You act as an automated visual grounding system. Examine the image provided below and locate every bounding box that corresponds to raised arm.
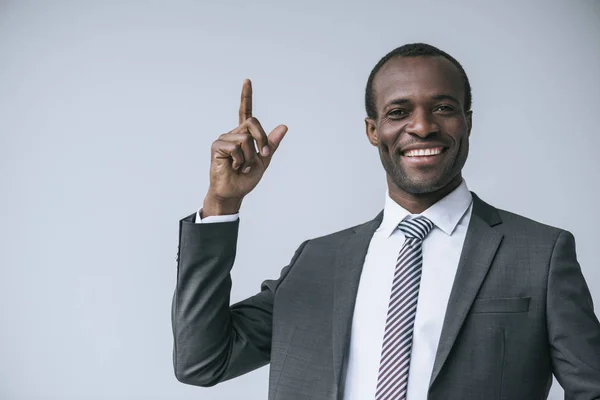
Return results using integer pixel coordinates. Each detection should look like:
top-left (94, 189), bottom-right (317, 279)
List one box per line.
top-left (172, 80), bottom-right (290, 386)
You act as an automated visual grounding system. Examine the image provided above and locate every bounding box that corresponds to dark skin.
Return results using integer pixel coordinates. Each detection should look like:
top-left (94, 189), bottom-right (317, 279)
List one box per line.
top-left (203, 56), bottom-right (472, 217)
top-left (203, 80), bottom-right (288, 217)
top-left (366, 56), bottom-right (473, 214)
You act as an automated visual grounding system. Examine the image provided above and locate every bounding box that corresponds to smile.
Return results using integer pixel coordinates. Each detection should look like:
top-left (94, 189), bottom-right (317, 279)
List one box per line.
top-left (402, 147), bottom-right (446, 157)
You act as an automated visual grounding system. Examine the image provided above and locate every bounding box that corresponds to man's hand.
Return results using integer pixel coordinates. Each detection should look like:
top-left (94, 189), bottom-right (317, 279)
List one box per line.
top-left (203, 79), bottom-right (288, 217)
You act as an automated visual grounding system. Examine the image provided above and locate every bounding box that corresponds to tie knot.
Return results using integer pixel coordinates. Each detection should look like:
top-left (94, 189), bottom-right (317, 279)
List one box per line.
top-left (398, 216), bottom-right (434, 240)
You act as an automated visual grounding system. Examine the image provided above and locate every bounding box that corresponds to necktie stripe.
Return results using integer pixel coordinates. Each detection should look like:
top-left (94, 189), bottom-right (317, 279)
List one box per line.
top-left (392, 259), bottom-right (422, 288)
top-left (380, 348), bottom-right (412, 386)
top-left (393, 253), bottom-right (423, 285)
top-left (400, 225), bottom-right (422, 238)
top-left (378, 365), bottom-right (408, 399)
top-left (378, 343), bottom-right (412, 397)
top-left (377, 350), bottom-right (412, 397)
top-left (382, 316), bottom-right (415, 351)
top-left (391, 266), bottom-right (421, 297)
top-left (378, 349), bottom-right (412, 392)
top-left (381, 314), bottom-right (417, 358)
top-left (394, 250), bottom-right (422, 277)
top-left (382, 312), bottom-right (416, 351)
top-left (386, 284), bottom-right (421, 326)
top-left (388, 272), bottom-right (421, 310)
top-left (395, 245), bottom-right (423, 271)
top-left (408, 218), bottom-right (430, 234)
top-left (376, 354), bottom-right (410, 399)
top-left (388, 280), bottom-right (420, 314)
top-left (384, 279), bottom-right (421, 335)
top-left (400, 223), bottom-right (426, 238)
top-left (385, 379), bottom-right (409, 400)
top-left (381, 318), bottom-right (414, 362)
top-left (375, 216), bottom-right (434, 400)
top-left (382, 324), bottom-right (415, 360)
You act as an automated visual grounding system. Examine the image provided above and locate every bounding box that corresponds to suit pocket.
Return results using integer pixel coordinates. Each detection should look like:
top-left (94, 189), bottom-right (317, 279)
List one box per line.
top-left (471, 296), bottom-right (530, 313)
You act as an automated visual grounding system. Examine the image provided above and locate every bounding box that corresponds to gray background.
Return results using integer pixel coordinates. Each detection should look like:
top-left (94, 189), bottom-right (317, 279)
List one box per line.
top-left (1, 0), bottom-right (599, 399)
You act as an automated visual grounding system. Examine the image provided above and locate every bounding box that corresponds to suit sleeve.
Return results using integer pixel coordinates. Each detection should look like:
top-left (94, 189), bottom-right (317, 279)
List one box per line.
top-left (547, 230), bottom-right (600, 399)
top-left (171, 213), bottom-right (308, 386)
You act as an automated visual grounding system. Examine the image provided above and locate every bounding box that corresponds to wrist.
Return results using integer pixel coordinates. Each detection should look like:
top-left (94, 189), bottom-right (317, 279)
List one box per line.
top-left (202, 191), bottom-right (243, 218)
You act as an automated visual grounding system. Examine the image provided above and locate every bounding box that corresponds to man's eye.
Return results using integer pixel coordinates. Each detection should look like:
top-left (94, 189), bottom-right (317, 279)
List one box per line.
top-left (434, 105), bottom-right (454, 112)
top-left (388, 109), bottom-right (407, 118)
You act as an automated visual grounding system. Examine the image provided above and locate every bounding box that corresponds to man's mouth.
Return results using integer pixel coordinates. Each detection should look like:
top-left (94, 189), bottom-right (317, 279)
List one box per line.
top-left (401, 147), bottom-right (446, 157)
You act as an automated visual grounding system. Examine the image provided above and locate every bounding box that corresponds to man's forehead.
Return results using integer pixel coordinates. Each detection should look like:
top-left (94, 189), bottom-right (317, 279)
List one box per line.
top-left (373, 56), bottom-right (465, 104)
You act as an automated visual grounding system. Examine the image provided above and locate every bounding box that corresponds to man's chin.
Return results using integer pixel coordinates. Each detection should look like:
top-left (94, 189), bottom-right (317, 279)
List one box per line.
top-left (393, 175), bottom-right (451, 195)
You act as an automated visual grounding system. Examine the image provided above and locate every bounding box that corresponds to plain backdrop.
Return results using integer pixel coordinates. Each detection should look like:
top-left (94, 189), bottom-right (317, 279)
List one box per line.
top-left (1, 0), bottom-right (599, 399)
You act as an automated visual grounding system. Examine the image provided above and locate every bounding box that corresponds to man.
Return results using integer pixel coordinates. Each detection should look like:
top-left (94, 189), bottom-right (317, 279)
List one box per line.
top-left (171, 43), bottom-right (600, 399)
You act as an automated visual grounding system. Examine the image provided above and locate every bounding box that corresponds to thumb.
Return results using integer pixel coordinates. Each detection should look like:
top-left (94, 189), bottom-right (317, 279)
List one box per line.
top-left (267, 124), bottom-right (288, 153)
top-left (262, 124), bottom-right (288, 168)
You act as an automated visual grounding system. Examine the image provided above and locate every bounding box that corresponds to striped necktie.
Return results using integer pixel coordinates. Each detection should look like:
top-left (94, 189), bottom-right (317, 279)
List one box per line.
top-left (375, 216), bottom-right (435, 400)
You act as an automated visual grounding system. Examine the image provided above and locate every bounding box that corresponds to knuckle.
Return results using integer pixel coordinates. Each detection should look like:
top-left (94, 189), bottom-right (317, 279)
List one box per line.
top-left (246, 116), bottom-right (259, 126)
top-left (242, 133), bottom-right (254, 144)
top-left (233, 142), bottom-right (244, 152)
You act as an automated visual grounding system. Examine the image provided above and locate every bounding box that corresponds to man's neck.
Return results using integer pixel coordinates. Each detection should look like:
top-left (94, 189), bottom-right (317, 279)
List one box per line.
top-left (387, 175), bottom-right (463, 214)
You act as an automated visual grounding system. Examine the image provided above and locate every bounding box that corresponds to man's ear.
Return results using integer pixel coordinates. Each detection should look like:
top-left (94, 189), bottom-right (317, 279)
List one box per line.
top-left (466, 111), bottom-right (473, 137)
top-left (365, 118), bottom-right (378, 146)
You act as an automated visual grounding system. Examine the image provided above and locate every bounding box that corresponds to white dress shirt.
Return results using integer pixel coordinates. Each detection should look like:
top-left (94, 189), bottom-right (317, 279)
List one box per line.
top-left (343, 180), bottom-right (472, 400)
top-left (195, 180), bottom-right (473, 400)
top-left (195, 209), bottom-right (239, 224)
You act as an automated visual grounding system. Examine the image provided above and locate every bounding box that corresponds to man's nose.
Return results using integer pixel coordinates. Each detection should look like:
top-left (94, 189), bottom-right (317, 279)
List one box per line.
top-left (405, 109), bottom-right (440, 138)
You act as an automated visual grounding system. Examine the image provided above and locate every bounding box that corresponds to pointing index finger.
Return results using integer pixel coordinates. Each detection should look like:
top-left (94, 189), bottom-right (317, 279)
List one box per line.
top-left (238, 79), bottom-right (252, 125)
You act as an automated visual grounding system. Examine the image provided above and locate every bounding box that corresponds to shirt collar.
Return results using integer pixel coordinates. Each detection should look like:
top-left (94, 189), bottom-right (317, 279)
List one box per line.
top-left (379, 179), bottom-right (473, 238)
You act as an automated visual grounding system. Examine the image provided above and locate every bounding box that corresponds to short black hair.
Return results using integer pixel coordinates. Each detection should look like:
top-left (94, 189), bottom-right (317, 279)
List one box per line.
top-left (365, 43), bottom-right (472, 119)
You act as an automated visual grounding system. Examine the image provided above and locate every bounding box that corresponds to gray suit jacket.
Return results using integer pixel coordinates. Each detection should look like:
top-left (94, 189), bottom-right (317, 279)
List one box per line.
top-left (171, 193), bottom-right (600, 399)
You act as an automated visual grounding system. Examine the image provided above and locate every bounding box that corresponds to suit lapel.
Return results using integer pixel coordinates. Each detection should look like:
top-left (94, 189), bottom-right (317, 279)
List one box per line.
top-left (428, 193), bottom-right (504, 389)
top-left (332, 211), bottom-right (384, 391)
top-left (329, 194), bottom-right (504, 393)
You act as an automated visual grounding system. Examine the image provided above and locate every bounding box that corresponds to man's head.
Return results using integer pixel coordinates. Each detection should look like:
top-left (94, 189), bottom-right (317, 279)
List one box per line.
top-left (365, 43), bottom-right (473, 196)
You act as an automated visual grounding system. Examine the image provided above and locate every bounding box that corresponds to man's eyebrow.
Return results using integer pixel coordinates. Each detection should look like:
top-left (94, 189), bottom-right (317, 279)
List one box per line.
top-left (432, 94), bottom-right (461, 104)
top-left (385, 98), bottom-right (411, 107)
top-left (385, 95), bottom-right (461, 108)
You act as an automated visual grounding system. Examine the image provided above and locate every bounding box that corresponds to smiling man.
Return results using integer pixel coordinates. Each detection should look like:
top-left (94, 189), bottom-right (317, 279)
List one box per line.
top-left (171, 43), bottom-right (600, 400)
top-left (365, 52), bottom-right (471, 213)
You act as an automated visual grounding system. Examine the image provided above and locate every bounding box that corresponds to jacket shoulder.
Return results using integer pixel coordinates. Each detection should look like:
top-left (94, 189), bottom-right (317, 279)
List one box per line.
top-left (305, 211), bottom-right (384, 245)
top-left (473, 192), bottom-right (567, 242)
top-left (496, 208), bottom-right (562, 233)
top-left (485, 202), bottom-right (566, 241)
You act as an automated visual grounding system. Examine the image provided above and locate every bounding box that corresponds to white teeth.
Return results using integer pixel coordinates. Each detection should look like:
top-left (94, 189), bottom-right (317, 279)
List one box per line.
top-left (404, 147), bottom-right (443, 157)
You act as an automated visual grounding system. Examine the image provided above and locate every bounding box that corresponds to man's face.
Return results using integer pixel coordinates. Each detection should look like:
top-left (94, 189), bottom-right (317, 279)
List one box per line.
top-left (366, 56), bottom-right (472, 195)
